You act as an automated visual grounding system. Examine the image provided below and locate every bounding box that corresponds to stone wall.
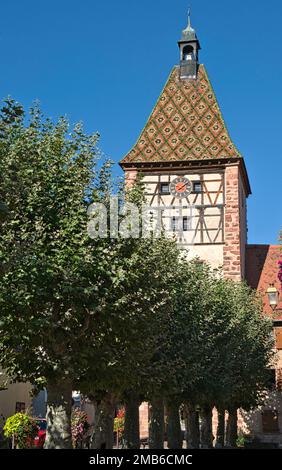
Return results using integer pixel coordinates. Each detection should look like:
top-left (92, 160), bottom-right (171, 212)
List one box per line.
top-left (223, 164), bottom-right (243, 280)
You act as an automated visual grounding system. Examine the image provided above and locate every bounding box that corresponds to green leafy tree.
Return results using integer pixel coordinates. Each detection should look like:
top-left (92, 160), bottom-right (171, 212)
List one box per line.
top-left (138, 260), bottom-right (274, 449)
top-left (78, 176), bottom-right (181, 449)
top-left (212, 280), bottom-right (274, 447)
top-left (140, 258), bottom-right (211, 448)
top-left (179, 273), bottom-right (274, 448)
top-left (0, 99), bottom-right (125, 448)
top-left (0, 101), bottom-right (182, 449)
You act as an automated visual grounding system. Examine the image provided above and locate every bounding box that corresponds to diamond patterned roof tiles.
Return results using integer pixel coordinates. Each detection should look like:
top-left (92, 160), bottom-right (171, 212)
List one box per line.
top-left (120, 65), bottom-right (242, 165)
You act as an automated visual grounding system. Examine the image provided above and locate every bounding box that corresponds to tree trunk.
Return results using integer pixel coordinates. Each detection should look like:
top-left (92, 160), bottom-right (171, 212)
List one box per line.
top-left (184, 402), bottom-right (200, 449)
top-left (215, 406), bottom-right (225, 448)
top-left (124, 392), bottom-right (140, 449)
top-left (44, 380), bottom-right (73, 449)
top-left (200, 405), bottom-right (213, 449)
top-left (90, 393), bottom-right (116, 449)
top-left (226, 407), bottom-right (238, 448)
top-left (149, 397), bottom-right (164, 449)
top-left (167, 401), bottom-right (182, 449)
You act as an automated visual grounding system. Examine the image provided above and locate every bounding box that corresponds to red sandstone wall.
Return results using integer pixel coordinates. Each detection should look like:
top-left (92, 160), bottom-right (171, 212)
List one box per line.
top-left (238, 173), bottom-right (247, 279)
top-left (223, 164), bottom-right (243, 280)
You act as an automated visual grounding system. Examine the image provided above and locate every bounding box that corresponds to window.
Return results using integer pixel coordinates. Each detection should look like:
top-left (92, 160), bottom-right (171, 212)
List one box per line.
top-left (262, 410), bottom-right (279, 433)
top-left (193, 181), bottom-right (202, 193)
top-left (183, 216), bottom-right (191, 231)
top-left (171, 217), bottom-right (178, 232)
top-left (15, 402), bottom-right (25, 413)
top-left (160, 183), bottom-right (170, 195)
top-left (171, 216), bottom-right (191, 232)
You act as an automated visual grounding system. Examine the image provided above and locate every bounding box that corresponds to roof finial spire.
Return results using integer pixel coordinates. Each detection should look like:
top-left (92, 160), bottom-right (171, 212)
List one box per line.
top-left (182, 6), bottom-right (196, 38)
top-left (187, 7), bottom-right (191, 31)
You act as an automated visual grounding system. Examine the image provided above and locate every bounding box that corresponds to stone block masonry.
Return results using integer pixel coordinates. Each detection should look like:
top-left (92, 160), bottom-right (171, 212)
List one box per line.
top-left (223, 164), bottom-right (244, 280)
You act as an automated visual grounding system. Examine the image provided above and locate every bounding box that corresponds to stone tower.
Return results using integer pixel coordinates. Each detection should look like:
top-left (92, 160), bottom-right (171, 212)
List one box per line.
top-left (120, 13), bottom-right (251, 280)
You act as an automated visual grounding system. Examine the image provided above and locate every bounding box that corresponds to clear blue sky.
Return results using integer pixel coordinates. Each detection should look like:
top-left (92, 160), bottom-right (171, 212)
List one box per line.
top-left (1, 0), bottom-right (281, 244)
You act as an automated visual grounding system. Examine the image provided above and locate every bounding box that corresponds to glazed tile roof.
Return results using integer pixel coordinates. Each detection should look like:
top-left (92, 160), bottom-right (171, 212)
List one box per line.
top-left (245, 245), bottom-right (282, 320)
top-left (120, 64), bottom-right (242, 165)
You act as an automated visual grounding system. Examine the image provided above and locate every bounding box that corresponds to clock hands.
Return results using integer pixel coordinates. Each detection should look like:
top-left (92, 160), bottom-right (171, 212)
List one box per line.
top-left (176, 183), bottom-right (187, 192)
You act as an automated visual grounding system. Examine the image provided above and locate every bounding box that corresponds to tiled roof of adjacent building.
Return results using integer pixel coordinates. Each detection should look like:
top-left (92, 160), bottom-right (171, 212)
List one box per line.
top-left (246, 245), bottom-right (282, 320)
top-left (120, 64), bottom-right (242, 165)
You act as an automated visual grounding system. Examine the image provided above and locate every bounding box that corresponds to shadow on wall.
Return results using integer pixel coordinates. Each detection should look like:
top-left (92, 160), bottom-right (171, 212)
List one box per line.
top-left (245, 245), bottom-right (269, 290)
top-left (240, 390), bottom-right (282, 446)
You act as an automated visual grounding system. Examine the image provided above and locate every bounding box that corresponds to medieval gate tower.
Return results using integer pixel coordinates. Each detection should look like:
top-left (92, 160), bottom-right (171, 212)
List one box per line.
top-left (119, 14), bottom-right (282, 444)
top-left (120, 13), bottom-right (251, 280)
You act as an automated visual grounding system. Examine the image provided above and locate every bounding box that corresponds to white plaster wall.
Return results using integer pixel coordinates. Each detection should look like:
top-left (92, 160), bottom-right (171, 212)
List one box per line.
top-left (182, 244), bottom-right (224, 269)
top-left (0, 370), bottom-right (33, 418)
top-left (142, 171), bottom-right (224, 268)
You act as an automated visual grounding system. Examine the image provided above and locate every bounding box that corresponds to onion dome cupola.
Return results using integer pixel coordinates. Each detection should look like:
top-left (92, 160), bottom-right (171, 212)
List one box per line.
top-left (178, 9), bottom-right (201, 80)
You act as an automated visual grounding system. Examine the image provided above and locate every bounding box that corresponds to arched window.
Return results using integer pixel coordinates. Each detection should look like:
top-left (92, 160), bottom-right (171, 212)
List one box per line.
top-left (183, 45), bottom-right (194, 61)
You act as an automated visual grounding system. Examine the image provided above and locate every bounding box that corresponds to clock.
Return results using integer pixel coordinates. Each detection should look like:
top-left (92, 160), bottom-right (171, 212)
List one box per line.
top-left (170, 177), bottom-right (192, 198)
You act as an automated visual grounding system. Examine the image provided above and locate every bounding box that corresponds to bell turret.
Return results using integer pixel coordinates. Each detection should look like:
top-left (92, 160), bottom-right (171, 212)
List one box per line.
top-left (178, 10), bottom-right (201, 80)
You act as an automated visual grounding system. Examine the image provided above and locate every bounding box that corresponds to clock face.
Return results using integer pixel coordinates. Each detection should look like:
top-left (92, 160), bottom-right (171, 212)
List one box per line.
top-left (170, 177), bottom-right (192, 198)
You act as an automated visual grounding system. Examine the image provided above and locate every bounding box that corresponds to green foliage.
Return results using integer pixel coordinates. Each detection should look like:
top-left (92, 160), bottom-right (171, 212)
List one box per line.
top-left (140, 259), bottom-right (274, 411)
top-left (236, 431), bottom-right (246, 448)
top-left (0, 97), bottom-right (181, 419)
top-left (3, 413), bottom-right (38, 448)
top-left (0, 98), bottom-right (103, 387)
top-left (77, 164), bottom-right (181, 397)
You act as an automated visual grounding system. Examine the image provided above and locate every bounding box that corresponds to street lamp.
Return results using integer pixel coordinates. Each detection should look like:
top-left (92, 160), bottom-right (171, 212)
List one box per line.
top-left (266, 285), bottom-right (280, 311)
